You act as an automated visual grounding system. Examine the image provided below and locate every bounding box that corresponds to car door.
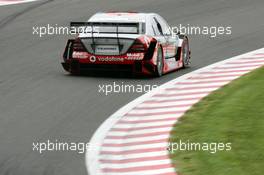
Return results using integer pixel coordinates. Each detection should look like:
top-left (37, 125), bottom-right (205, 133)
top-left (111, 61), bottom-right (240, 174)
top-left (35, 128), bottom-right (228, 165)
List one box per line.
top-left (151, 17), bottom-right (167, 57)
top-left (154, 15), bottom-right (177, 59)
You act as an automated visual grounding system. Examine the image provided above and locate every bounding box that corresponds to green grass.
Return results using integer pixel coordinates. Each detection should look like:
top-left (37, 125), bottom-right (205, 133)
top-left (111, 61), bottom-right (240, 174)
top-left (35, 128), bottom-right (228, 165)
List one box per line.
top-left (169, 66), bottom-right (264, 175)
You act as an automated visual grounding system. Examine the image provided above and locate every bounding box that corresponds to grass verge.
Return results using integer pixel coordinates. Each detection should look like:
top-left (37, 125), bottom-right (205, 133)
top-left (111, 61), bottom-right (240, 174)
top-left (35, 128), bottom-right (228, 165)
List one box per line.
top-left (169, 66), bottom-right (264, 175)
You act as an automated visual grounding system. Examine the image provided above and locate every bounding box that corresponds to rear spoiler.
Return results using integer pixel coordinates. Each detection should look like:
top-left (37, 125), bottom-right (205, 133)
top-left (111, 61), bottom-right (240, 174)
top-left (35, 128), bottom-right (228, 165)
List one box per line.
top-left (70, 22), bottom-right (140, 34)
top-left (70, 22), bottom-right (141, 54)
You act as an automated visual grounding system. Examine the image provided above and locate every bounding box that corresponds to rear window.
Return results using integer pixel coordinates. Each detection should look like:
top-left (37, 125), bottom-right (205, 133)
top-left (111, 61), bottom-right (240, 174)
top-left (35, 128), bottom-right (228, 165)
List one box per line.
top-left (71, 22), bottom-right (145, 34)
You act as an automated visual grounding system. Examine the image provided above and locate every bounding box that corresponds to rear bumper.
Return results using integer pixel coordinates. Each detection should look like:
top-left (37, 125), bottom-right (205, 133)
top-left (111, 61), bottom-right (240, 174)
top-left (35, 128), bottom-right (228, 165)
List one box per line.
top-left (61, 60), bottom-right (156, 75)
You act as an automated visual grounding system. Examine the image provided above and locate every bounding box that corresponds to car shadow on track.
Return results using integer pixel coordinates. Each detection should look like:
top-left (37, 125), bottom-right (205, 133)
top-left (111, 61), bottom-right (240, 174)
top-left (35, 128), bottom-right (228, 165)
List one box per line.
top-left (64, 71), bottom-right (156, 80)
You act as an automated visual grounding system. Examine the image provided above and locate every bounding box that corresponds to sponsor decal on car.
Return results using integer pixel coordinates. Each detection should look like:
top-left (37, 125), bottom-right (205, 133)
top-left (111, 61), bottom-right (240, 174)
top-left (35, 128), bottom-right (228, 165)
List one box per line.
top-left (72, 51), bottom-right (89, 59)
top-left (98, 57), bottom-right (124, 62)
top-left (73, 52), bottom-right (144, 62)
top-left (126, 53), bottom-right (144, 60)
top-left (89, 56), bottom-right (96, 62)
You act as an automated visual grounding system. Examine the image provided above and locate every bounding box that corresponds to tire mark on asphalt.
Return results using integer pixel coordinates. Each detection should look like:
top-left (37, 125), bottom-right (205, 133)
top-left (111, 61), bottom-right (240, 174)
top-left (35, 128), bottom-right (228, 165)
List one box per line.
top-left (0, 0), bottom-right (54, 30)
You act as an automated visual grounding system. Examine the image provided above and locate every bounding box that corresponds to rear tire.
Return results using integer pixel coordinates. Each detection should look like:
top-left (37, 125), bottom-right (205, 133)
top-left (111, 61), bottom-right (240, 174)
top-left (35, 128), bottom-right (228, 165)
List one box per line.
top-left (155, 46), bottom-right (164, 77)
top-left (181, 37), bottom-right (191, 68)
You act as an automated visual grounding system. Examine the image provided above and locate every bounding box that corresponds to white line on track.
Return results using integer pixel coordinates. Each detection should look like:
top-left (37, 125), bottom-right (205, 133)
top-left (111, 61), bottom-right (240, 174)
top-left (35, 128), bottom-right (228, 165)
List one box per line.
top-left (0, 0), bottom-right (39, 6)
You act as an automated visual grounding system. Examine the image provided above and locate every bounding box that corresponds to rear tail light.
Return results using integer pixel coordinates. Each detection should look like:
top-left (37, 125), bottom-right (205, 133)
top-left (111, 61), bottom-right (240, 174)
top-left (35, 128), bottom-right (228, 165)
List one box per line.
top-left (72, 38), bottom-right (89, 59)
top-left (128, 38), bottom-right (147, 53)
top-left (72, 38), bottom-right (86, 52)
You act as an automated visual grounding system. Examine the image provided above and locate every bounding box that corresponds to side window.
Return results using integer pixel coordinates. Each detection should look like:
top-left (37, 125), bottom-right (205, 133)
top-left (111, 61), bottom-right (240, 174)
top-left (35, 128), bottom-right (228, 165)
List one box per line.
top-left (153, 17), bottom-right (163, 35)
top-left (155, 15), bottom-right (171, 36)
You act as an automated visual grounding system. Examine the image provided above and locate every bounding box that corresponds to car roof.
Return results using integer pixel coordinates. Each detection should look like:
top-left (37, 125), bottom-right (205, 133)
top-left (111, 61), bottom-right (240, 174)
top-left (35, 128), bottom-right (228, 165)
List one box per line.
top-left (88, 12), bottom-right (155, 23)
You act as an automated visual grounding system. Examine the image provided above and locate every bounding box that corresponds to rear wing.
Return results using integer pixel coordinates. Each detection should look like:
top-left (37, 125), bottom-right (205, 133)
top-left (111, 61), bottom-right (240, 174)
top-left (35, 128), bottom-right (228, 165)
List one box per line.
top-left (70, 22), bottom-right (141, 34)
top-left (70, 22), bottom-right (143, 54)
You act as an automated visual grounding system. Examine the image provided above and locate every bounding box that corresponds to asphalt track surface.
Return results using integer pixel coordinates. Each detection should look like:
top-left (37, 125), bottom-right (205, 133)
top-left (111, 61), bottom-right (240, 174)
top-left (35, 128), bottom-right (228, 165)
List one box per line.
top-left (0, 0), bottom-right (263, 175)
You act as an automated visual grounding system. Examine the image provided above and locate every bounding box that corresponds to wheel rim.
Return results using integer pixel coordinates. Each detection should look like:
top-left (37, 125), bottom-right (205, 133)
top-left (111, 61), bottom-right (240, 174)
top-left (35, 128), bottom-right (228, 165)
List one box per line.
top-left (183, 42), bottom-right (190, 66)
top-left (157, 48), bottom-right (163, 75)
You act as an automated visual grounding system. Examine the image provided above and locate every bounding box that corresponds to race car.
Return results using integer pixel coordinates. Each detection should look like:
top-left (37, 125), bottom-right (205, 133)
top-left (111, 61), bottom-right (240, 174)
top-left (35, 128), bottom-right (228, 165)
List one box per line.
top-left (62, 12), bottom-right (191, 76)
